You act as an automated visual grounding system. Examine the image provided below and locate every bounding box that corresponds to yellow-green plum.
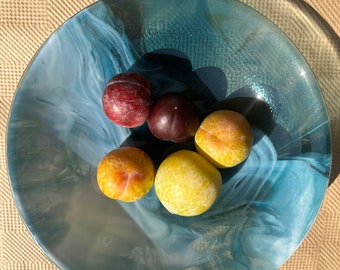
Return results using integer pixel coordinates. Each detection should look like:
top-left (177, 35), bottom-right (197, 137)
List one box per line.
top-left (155, 150), bottom-right (222, 216)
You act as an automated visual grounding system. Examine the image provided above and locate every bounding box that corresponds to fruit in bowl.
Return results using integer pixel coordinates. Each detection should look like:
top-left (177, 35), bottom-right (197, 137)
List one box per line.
top-left (102, 72), bottom-right (151, 128)
top-left (195, 110), bottom-right (253, 168)
top-left (154, 150), bottom-right (222, 216)
top-left (97, 147), bottom-right (155, 202)
top-left (98, 70), bottom-right (254, 216)
top-left (147, 92), bottom-right (201, 142)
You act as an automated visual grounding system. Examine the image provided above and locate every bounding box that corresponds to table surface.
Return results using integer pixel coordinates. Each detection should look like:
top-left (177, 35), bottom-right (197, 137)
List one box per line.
top-left (0, 0), bottom-right (339, 269)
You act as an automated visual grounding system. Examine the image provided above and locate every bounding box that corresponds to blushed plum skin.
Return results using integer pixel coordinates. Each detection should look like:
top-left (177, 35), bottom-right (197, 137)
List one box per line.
top-left (97, 147), bottom-right (155, 202)
top-left (147, 92), bottom-right (200, 142)
top-left (195, 110), bottom-right (253, 168)
top-left (102, 72), bottom-right (151, 128)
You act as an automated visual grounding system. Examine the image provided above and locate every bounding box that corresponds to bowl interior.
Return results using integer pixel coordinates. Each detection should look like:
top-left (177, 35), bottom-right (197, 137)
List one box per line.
top-left (7, 0), bottom-right (331, 269)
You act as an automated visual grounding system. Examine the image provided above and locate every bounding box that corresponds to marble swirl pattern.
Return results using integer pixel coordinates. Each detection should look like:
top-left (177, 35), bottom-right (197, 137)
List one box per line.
top-left (7, 1), bottom-right (331, 269)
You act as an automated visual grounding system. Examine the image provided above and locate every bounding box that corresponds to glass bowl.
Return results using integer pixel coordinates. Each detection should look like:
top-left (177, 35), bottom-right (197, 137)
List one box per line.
top-left (6, 0), bottom-right (331, 269)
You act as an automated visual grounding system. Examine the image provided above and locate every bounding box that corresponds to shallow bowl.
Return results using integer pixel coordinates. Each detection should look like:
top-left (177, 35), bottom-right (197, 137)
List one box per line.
top-left (6, 0), bottom-right (331, 269)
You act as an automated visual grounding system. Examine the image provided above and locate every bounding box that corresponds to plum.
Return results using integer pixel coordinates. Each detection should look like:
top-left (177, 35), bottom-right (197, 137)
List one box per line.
top-left (195, 110), bottom-right (253, 168)
top-left (102, 72), bottom-right (151, 128)
top-left (154, 150), bottom-right (222, 216)
top-left (97, 147), bottom-right (155, 202)
top-left (147, 92), bottom-right (200, 142)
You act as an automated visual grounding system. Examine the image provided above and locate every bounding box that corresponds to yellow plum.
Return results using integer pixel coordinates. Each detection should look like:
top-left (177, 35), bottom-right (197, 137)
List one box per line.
top-left (155, 150), bottom-right (222, 216)
top-left (97, 147), bottom-right (155, 202)
top-left (195, 110), bottom-right (253, 168)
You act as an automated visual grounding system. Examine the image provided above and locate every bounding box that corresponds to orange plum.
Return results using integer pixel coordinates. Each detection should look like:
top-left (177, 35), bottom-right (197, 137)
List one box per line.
top-left (97, 147), bottom-right (155, 202)
top-left (195, 110), bottom-right (253, 168)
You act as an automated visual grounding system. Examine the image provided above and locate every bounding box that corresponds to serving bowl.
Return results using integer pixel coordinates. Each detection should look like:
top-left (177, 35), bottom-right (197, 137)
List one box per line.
top-left (6, 0), bottom-right (331, 269)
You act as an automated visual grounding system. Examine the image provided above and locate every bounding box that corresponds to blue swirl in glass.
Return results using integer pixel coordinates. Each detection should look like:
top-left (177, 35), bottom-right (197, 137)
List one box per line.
top-left (6, 0), bottom-right (331, 269)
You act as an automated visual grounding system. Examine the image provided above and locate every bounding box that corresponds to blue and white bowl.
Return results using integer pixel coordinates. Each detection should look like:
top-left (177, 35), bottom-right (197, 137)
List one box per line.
top-left (7, 1), bottom-right (331, 269)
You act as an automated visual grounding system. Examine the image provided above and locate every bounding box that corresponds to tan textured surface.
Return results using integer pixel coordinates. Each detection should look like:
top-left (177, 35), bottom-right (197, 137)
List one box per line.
top-left (0, 0), bottom-right (339, 269)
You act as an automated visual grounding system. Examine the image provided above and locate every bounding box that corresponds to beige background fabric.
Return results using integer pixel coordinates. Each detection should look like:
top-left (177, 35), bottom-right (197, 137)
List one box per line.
top-left (0, 0), bottom-right (339, 269)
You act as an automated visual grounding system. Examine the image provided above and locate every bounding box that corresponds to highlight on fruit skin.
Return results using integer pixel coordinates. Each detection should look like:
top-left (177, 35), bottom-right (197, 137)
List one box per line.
top-left (154, 150), bottom-right (222, 217)
top-left (97, 147), bottom-right (155, 202)
top-left (195, 110), bottom-right (253, 168)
